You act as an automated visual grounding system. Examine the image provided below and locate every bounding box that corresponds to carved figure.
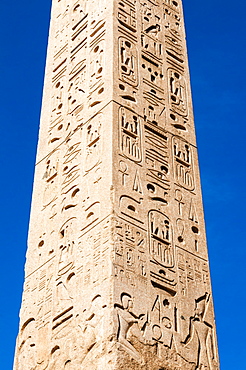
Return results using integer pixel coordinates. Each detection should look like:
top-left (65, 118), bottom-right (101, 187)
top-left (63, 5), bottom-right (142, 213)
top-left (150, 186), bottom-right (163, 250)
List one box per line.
top-left (115, 293), bottom-right (150, 362)
top-left (182, 294), bottom-right (217, 370)
top-left (79, 295), bottom-right (107, 365)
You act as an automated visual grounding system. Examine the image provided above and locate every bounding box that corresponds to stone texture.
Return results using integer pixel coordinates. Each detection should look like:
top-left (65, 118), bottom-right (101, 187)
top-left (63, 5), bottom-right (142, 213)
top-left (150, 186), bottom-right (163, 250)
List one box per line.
top-left (14, 0), bottom-right (220, 369)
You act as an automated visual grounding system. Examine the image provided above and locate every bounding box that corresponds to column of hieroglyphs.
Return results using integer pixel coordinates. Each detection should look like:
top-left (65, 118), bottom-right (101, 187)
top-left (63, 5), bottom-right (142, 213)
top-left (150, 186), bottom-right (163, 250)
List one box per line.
top-left (14, 0), bottom-right (220, 369)
top-left (14, 0), bottom-right (116, 368)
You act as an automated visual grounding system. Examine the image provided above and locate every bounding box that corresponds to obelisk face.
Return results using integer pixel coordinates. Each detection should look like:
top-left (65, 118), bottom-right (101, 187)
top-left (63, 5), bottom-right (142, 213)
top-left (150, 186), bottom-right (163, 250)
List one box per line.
top-left (14, 0), bottom-right (219, 369)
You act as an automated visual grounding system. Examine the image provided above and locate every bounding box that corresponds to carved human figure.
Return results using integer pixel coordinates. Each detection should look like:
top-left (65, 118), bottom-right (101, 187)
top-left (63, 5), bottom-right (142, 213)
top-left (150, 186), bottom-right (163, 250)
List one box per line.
top-left (115, 293), bottom-right (140, 361)
top-left (182, 294), bottom-right (217, 370)
top-left (78, 295), bottom-right (107, 365)
top-left (114, 293), bottom-right (151, 362)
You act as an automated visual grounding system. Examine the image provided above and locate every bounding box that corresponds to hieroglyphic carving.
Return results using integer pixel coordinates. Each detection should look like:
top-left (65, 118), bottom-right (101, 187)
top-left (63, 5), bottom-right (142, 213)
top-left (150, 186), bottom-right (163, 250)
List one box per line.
top-left (145, 125), bottom-right (170, 208)
top-left (177, 250), bottom-right (209, 298)
top-left (148, 210), bottom-right (177, 292)
top-left (67, 59), bottom-right (86, 121)
top-left (15, 0), bottom-right (219, 368)
top-left (84, 113), bottom-right (102, 172)
top-left (114, 219), bottom-right (147, 288)
top-left (168, 68), bottom-right (188, 129)
top-left (141, 55), bottom-right (165, 129)
top-left (61, 137), bottom-right (82, 213)
top-left (119, 195), bottom-right (145, 225)
top-left (119, 37), bottom-right (138, 87)
top-left (52, 217), bottom-right (78, 342)
top-left (42, 150), bottom-right (60, 211)
top-left (70, 6), bottom-right (88, 70)
top-left (119, 106), bottom-right (142, 163)
top-left (119, 160), bottom-right (129, 186)
top-left (138, 0), bottom-right (166, 126)
top-left (163, 0), bottom-right (183, 72)
top-left (140, 0), bottom-right (163, 62)
top-left (117, 159), bottom-right (143, 203)
top-left (117, 0), bottom-right (137, 34)
top-left (149, 210), bottom-right (174, 267)
top-left (78, 218), bottom-right (111, 288)
top-left (71, 1), bottom-right (87, 26)
top-left (173, 136), bottom-right (195, 191)
top-left (139, 1), bottom-right (165, 125)
top-left (142, 96), bottom-right (166, 127)
top-left (150, 293), bottom-right (177, 348)
top-left (50, 7), bottom-right (70, 143)
top-left (141, 55), bottom-right (164, 99)
top-left (88, 26), bottom-right (105, 109)
top-left (163, 0), bottom-right (191, 130)
top-left (116, 0), bottom-right (138, 107)
top-left (175, 187), bottom-right (201, 251)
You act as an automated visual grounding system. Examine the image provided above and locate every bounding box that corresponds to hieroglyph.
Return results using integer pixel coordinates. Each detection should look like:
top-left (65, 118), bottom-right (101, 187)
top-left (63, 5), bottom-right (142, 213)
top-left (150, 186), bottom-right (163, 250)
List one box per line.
top-left (14, 0), bottom-right (219, 369)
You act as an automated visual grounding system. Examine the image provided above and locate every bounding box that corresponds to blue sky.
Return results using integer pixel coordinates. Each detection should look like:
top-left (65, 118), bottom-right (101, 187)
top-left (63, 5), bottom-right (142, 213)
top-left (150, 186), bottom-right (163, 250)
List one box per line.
top-left (0, 0), bottom-right (245, 368)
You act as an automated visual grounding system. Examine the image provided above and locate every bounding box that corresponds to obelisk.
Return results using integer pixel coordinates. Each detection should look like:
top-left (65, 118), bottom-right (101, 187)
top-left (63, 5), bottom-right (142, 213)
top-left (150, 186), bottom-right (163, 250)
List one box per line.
top-left (14, 0), bottom-right (220, 369)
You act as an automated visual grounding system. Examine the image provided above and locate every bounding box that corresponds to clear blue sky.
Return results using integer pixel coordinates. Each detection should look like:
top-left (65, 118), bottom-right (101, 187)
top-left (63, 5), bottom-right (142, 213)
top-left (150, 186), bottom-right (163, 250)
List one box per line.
top-left (0, 0), bottom-right (245, 368)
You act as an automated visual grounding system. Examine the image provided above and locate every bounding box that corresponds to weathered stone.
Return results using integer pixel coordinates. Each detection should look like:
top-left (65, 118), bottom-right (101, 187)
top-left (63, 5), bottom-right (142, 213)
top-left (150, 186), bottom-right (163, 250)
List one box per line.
top-left (14, 0), bottom-right (220, 369)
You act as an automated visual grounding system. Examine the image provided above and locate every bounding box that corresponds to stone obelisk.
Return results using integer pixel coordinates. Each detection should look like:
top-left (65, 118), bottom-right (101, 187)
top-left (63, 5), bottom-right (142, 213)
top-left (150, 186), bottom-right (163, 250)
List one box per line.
top-left (14, 0), bottom-right (219, 369)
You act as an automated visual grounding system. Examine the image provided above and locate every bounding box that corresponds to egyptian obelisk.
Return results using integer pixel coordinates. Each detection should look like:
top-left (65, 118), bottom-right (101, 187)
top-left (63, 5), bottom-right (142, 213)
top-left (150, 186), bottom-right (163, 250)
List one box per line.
top-left (14, 0), bottom-right (220, 368)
